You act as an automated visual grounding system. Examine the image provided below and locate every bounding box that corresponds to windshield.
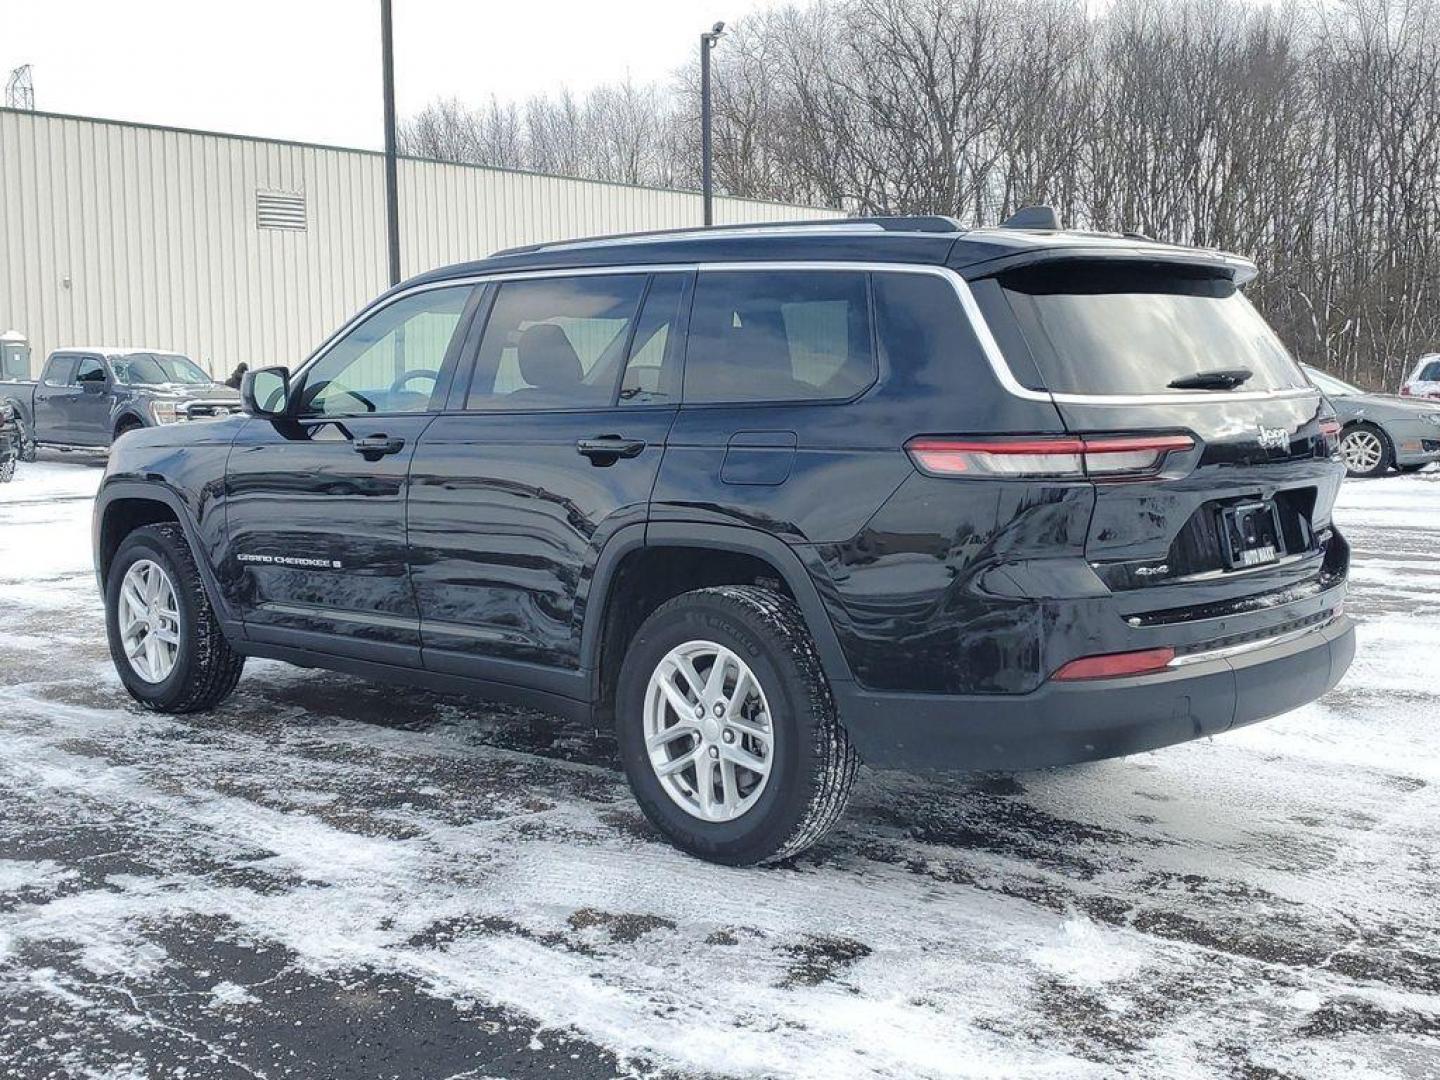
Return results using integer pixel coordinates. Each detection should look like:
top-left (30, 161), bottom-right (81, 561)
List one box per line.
top-left (111, 353), bottom-right (214, 386)
top-left (999, 263), bottom-right (1308, 396)
top-left (1304, 366), bottom-right (1360, 396)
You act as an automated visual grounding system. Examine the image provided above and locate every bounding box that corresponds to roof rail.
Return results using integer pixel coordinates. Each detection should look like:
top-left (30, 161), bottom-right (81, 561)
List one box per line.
top-left (1000, 205), bottom-right (1061, 231)
top-left (491, 214), bottom-right (964, 257)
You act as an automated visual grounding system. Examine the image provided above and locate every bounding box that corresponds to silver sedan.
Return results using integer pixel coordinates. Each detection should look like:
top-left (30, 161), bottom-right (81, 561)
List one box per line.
top-left (1305, 365), bottom-right (1440, 478)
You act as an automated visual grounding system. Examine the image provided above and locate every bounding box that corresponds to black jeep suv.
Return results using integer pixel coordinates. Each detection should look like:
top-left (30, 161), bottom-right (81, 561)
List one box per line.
top-left (94, 214), bottom-right (1355, 865)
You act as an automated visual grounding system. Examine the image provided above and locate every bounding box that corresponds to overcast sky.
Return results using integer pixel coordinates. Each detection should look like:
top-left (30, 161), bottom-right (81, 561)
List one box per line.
top-left (1, 0), bottom-right (767, 149)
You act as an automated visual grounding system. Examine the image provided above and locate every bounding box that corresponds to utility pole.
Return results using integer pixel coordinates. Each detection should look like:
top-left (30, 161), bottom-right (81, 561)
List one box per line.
top-left (700, 22), bottom-right (725, 227)
top-left (381, 0), bottom-right (402, 286)
top-left (4, 65), bottom-right (35, 111)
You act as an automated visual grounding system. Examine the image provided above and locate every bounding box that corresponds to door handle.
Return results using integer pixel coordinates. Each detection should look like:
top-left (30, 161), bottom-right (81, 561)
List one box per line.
top-left (352, 433), bottom-right (405, 458)
top-left (577, 435), bottom-right (647, 463)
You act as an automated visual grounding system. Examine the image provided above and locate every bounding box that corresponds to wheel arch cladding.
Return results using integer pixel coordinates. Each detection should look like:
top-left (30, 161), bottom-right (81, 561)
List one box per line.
top-left (95, 483), bottom-right (238, 634)
top-left (585, 524), bottom-right (857, 721)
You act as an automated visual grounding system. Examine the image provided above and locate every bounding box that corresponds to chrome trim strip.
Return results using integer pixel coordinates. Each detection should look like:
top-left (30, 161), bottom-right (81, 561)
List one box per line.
top-left (293, 259), bottom-right (1318, 409)
top-left (1166, 615), bottom-right (1337, 667)
top-left (260, 602), bottom-right (418, 631)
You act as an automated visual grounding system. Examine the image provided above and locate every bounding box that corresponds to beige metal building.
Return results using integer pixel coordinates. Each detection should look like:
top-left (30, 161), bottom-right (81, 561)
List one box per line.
top-left (0, 108), bottom-right (838, 378)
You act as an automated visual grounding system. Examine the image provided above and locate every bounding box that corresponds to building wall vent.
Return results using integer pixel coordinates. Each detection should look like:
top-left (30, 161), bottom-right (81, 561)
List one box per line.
top-left (256, 190), bottom-right (306, 231)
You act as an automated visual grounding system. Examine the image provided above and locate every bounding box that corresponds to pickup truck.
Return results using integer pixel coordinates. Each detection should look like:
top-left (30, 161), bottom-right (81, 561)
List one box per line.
top-left (1, 348), bottom-right (241, 458)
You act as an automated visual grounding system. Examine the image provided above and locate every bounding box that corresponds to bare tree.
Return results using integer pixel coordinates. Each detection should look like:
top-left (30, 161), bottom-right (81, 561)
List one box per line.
top-left (401, 0), bottom-right (1440, 388)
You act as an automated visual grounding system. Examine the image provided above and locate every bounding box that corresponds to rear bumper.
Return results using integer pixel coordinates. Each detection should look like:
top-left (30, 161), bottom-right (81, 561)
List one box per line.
top-left (833, 615), bottom-right (1355, 771)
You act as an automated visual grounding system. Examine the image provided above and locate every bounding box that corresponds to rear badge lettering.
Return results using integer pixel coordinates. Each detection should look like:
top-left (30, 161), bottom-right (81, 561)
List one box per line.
top-left (238, 553), bottom-right (342, 570)
top-left (1257, 426), bottom-right (1290, 451)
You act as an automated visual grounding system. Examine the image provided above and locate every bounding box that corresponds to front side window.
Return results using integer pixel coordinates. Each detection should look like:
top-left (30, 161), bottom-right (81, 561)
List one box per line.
top-left (466, 275), bottom-right (647, 411)
top-left (42, 356), bottom-right (78, 386)
top-left (111, 353), bottom-right (211, 386)
top-left (298, 286), bottom-right (474, 417)
top-left (684, 271), bottom-right (875, 404)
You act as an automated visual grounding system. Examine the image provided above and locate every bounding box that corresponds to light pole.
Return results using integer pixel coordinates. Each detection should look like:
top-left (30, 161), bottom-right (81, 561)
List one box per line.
top-left (381, 0), bottom-right (401, 286)
top-left (700, 21), bottom-right (725, 227)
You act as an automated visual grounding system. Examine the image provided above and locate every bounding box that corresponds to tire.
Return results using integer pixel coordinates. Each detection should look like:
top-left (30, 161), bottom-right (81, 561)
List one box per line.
top-left (114, 419), bottom-right (144, 442)
top-left (13, 413), bottom-right (37, 463)
top-left (615, 585), bottom-right (859, 866)
top-left (1338, 422), bottom-right (1393, 478)
top-left (105, 522), bottom-right (245, 713)
top-left (0, 456), bottom-right (14, 483)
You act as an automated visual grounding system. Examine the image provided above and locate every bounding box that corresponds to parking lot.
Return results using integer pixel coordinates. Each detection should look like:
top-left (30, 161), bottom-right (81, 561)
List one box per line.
top-left (1, 456), bottom-right (1437, 1079)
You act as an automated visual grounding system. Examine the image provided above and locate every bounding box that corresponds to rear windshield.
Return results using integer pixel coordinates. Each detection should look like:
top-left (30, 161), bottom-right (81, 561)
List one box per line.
top-left (999, 263), bottom-right (1307, 396)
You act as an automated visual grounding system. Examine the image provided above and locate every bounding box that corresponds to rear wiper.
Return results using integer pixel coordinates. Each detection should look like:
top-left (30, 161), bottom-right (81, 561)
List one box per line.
top-left (1167, 368), bottom-right (1253, 390)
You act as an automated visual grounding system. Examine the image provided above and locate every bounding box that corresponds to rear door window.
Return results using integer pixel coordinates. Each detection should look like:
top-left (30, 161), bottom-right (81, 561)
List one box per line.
top-left (74, 357), bottom-right (107, 384)
top-left (684, 270), bottom-right (875, 404)
top-left (618, 273), bottom-right (688, 406)
top-left (998, 262), bottom-right (1307, 396)
top-left (466, 275), bottom-right (647, 411)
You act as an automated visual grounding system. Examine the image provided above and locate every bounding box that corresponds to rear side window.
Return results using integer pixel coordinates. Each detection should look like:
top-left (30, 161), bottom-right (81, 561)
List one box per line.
top-left (999, 262), bottom-right (1307, 396)
top-left (1419, 360), bottom-right (1440, 382)
top-left (467, 275), bottom-right (647, 410)
top-left (684, 271), bottom-right (875, 404)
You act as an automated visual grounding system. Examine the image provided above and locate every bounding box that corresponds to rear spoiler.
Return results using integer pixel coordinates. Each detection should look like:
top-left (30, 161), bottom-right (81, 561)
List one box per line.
top-left (952, 241), bottom-right (1258, 285)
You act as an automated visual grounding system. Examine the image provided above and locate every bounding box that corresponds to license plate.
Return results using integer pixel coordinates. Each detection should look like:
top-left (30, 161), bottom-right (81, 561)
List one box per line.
top-left (1220, 500), bottom-right (1284, 569)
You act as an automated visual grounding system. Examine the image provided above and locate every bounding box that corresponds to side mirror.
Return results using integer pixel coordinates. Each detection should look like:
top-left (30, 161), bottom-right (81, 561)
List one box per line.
top-left (241, 366), bottom-right (290, 417)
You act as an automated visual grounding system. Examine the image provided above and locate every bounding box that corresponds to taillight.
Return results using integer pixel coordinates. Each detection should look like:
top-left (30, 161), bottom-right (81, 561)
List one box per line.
top-left (905, 434), bottom-right (1194, 480)
top-left (1053, 647), bottom-right (1176, 681)
top-left (1319, 418), bottom-right (1342, 455)
top-left (1401, 386), bottom-right (1412, 396)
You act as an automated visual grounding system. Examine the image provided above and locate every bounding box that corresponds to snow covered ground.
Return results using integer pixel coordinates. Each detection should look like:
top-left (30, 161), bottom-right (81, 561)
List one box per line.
top-left (1, 455), bottom-right (1436, 1079)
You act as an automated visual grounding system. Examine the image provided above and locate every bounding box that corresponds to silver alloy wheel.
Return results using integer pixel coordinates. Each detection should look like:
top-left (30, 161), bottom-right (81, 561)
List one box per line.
top-left (1340, 428), bottom-right (1384, 473)
top-left (118, 559), bottom-right (182, 684)
top-left (644, 639), bottom-right (775, 822)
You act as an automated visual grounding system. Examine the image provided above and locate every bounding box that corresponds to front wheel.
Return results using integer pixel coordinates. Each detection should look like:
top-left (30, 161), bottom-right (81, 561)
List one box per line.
top-left (615, 585), bottom-right (858, 866)
top-left (1339, 423), bottom-right (1393, 478)
top-left (13, 414), bottom-right (37, 462)
top-left (105, 523), bottom-right (245, 712)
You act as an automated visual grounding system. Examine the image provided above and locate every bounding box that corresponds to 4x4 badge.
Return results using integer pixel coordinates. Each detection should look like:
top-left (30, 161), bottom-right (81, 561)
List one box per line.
top-left (1257, 426), bottom-right (1290, 451)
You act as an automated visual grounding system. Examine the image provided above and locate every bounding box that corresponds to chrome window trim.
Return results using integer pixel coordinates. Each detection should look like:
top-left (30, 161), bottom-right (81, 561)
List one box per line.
top-left (293, 260), bottom-right (1320, 409)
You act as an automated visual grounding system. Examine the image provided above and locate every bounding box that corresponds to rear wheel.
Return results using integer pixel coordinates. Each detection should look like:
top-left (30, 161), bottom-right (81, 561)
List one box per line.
top-left (615, 585), bottom-right (858, 866)
top-left (106, 523), bottom-right (245, 712)
top-left (1339, 423), bottom-right (1393, 478)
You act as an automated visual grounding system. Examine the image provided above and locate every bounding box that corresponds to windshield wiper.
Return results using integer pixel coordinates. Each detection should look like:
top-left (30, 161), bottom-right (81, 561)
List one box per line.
top-left (1168, 368), bottom-right (1253, 390)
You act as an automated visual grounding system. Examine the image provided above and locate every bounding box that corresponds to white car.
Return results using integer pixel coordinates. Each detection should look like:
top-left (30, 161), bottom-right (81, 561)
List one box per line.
top-left (1401, 354), bottom-right (1440, 399)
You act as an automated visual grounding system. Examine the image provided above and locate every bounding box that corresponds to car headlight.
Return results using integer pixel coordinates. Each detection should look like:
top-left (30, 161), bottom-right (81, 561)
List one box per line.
top-left (150, 401), bottom-right (181, 425)
top-left (1425, 412), bottom-right (1440, 427)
